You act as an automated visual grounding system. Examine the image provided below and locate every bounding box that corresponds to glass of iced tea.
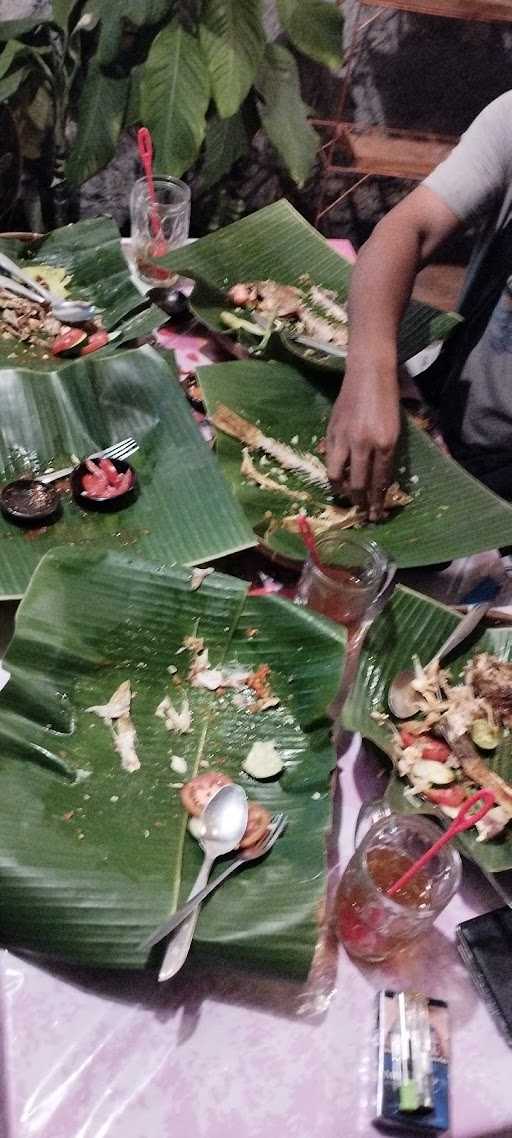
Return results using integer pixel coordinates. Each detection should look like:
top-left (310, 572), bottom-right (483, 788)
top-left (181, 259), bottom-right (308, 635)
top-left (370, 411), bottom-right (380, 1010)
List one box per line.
top-left (295, 529), bottom-right (389, 635)
top-left (336, 814), bottom-right (461, 962)
top-left (130, 175), bottom-right (191, 287)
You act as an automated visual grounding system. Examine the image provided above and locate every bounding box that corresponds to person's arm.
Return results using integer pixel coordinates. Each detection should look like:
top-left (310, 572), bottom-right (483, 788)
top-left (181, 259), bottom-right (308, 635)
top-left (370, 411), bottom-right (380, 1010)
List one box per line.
top-left (326, 90), bottom-right (512, 518)
top-left (326, 186), bottom-right (460, 518)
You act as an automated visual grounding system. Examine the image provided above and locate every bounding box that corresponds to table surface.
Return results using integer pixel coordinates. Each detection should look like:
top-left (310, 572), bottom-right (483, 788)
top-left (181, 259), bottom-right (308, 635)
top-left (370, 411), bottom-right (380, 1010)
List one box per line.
top-left (2, 741), bottom-right (511, 1138)
top-left (2, 236), bottom-right (512, 1138)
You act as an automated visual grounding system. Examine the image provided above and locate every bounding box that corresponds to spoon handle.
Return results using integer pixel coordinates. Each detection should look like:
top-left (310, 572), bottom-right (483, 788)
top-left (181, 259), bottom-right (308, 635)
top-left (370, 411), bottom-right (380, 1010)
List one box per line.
top-left (158, 853), bottom-right (214, 982)
top-left (432, 600), bottom-right (490, 665)
top-left (0, 251), bottom-right (52, 300)
top-left (0, 274), bottom-right (45, 305)
top-left (151, 856), bottom-right (245, 943)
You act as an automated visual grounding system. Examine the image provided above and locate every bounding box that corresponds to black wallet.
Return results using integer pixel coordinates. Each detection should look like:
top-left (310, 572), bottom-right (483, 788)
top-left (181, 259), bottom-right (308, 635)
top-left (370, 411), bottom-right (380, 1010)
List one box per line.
top-left (456, 907), bottom-right (512, 1048)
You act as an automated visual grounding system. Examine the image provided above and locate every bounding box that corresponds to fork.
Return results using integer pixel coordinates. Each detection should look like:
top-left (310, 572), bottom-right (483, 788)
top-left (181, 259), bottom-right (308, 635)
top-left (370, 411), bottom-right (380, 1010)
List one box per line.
top-left (39, 437), bottom-right (139, 484)
top-left (142, 812), bottom-right (287, 951)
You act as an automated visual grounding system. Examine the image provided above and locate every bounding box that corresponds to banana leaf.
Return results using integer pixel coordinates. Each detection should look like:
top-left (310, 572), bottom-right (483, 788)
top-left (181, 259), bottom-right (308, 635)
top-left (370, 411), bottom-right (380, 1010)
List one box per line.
top-left (341, 584), bottom-right (512, 873)
top-left (160, 199), bottom-right (461, 371)
top-left (0, 345), bottom-right (254, 598)
top-left (0, 217), bottom-right (164, 370)
top-left (0, 546), bottom-right (345, 975)
top-left (199, 357), bottom-right (512, 569)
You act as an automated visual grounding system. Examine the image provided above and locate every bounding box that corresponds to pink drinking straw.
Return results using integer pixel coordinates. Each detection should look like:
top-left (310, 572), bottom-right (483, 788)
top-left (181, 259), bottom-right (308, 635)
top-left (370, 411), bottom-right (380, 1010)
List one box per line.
top-left (297, 515), bottom-right (322, 567)
top-left (387, 788), bottom-right (496, 897)
top-left (137, 127), bottom-right (160, 240)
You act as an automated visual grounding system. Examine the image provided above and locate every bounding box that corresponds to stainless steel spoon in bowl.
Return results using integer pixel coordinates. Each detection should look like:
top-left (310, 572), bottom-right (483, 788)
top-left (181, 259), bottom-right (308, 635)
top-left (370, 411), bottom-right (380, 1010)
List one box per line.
top-left (388, 600), bottom-right (491, 719)
top-left (0, 251), bottom-right (96, 324)
top-left (157, 782), bottom-right (248, 982)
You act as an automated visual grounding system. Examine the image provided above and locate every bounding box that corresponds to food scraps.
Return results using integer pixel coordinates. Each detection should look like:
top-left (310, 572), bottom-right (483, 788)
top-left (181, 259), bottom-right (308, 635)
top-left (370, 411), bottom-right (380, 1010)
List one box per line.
top-left (391, 653), bottom-right (512, 841)
top-left (86, 680), bottom-right (141, 772)
top-left (226, 276), bottom-right (349, 350)
top-left (0, 279), bottom-right (108, 359)
top-left (155, 693), bottom-right (192, 733)
top-left (211, 404), bottom-right (412, 533)
top-left (242, 740), bottom-right (284, 780)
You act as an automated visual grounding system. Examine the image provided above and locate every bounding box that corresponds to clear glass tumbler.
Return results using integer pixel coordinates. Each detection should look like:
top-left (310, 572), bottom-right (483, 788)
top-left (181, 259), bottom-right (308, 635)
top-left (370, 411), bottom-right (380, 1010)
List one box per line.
top-left (130, 175), bottom-right (191, 287)
top-left (295, 529), bottom-right (389, 635)
top-left (336, 814), bottom-right (461, 962)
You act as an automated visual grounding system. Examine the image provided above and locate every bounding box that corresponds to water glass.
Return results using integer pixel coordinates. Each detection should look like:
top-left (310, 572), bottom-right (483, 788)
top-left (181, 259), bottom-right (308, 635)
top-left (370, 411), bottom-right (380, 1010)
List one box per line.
top-left (336, 814), bottom-right (461, 962)
top-left (130, 175), bottom-right (191, 287)
top-left (295, 529), bottom-right (389, 634)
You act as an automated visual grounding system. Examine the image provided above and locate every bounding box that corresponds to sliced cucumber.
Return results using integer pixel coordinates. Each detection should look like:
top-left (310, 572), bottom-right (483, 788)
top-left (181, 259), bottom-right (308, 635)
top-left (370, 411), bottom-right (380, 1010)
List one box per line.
top-left (242, 740), bottom-right (284, 780)
top-left (412, 759), bottom-right (455, 785)
top-left (471, 719), bottom-right (500, 751)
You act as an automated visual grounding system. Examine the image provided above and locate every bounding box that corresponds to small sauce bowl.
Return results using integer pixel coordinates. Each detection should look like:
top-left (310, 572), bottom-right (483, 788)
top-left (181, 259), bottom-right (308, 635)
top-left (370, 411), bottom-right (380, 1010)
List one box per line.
top-left (71, 457), bottom-right (138, 513)
top-left (0, 478), bottom-right (61, 527)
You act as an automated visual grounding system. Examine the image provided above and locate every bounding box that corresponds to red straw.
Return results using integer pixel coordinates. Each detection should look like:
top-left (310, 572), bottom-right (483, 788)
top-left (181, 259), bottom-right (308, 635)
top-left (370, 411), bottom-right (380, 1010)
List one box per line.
top-left (137, 127), bottom-right (160, 240)
top-left (387, 788), bottom-right (496, 898)
top-left (297, 515), bottom-right (322, 567)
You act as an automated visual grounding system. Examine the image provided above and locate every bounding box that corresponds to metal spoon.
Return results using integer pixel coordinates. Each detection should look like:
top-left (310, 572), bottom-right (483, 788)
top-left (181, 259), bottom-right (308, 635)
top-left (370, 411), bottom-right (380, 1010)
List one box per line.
top-left (0, 251), bottom-right (96, 324)
top-left (144, 812), bottom-right (287, 946)
top-left (387, 600), bottom-right (491, 719)
top-left (157, 783), bottom-right (248, 982)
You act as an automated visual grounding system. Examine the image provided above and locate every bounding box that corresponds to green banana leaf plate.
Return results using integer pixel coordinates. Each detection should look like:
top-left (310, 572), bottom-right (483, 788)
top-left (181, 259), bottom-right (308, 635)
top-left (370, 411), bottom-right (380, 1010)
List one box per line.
top-left (0, 546), bottom-right (344, 976)
top-left (0, 217), bottom-right (164, 369)
top-left (160, 199), bottom-right (461, 372)
top-left (199, 357), bottom-right (512, 569)
top-left (342, 584), bottom-right (512, 873)
top-left (0, 345), bottom-right (254, 598)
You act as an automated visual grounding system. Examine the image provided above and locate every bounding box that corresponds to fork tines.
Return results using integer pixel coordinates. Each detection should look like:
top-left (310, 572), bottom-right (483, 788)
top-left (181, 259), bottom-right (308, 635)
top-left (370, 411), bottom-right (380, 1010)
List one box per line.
top-left (94, 437), bottom-right (138, 462)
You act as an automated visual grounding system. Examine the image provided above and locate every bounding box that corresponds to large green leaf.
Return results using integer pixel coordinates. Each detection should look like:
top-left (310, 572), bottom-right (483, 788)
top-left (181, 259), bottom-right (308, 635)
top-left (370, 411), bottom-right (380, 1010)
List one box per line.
top-left (124, 62), bottom-right (143, 127)
top-left (65, 64), bottom-right (130, 186)
top-left (0, 217), bottom-right (164, 368)
top-left (277, 0), bottom-right (344, 71)
top-left (141, 18), bottom-right (210, 177)
top-left (160, 200), bottom-right (461, 369)
top-left (125, 0), bottom-right (174, 24)
top-left (255, 43), bottom-right (318, 187)
top-left (0, 546), bottom-right (344, 974)
top-left (0, 40), bottom-right (28, 79)
top-left (341, 585), bottom-right (512, 873)
top-left (0, 18), bottom-right (48, 41)
top-left (0, 345), bottom-right (254, 598)
top-left (199, 357), bottom-right (512, 568)
top-left (51, 0), bottom-right (82, 30)
top-left (200, 0), bottom-right (264, 120)
top-left (0, 64), bottom-right (29, 103)
top-left (200, 110), bottom-right (249, 191)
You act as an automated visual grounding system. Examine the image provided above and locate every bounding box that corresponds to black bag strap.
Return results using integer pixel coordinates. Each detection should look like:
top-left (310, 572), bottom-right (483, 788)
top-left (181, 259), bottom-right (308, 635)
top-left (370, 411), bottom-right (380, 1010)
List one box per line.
top-left (417, 218), bottom-right (512, 406)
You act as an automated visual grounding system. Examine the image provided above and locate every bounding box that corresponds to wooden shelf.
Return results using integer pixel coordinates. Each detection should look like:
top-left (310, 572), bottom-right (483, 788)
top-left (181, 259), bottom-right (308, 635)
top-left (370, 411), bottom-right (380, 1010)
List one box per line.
top-left (315, 122), bottom-right (455, 181)
top-left (360, 0), bottom-right (512, 21)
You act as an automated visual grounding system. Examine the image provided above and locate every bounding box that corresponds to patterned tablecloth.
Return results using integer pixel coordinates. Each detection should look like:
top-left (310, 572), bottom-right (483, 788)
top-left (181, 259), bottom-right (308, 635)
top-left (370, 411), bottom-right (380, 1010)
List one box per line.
top-left (1, 238), bottom-right (512, 1138)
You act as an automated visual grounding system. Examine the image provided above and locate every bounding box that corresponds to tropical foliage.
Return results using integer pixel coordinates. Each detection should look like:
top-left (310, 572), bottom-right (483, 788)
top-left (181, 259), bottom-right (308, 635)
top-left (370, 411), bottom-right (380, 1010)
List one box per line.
top-left (0, 0), bottom-right (344, 227)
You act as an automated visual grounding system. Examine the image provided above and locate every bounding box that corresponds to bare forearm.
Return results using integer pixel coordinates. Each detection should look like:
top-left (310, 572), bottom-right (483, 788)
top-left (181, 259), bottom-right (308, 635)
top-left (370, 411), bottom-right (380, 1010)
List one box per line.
top-left (347, 184), bottom-right (461, 369)
top-left (326, 185), bottom-right (462, 509)
top-left (347, 216), bottom-right (422, 369)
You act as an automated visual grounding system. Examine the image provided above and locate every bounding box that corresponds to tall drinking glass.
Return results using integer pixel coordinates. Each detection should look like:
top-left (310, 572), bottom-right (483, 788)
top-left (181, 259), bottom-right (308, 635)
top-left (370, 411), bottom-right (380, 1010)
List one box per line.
top-left (130, 175), bottom-right (191, 287)
top-left (295, 529), bottom-right (389, 637)
top-left (295, 529), bottom-right (393, 738)
top-left (336, 814), bottom-right (462, 962)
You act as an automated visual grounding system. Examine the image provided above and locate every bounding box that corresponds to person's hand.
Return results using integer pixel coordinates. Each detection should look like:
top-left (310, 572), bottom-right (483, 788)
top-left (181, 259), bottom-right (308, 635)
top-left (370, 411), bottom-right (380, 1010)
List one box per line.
top-left (326, 356), bottom-right (400, 521)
